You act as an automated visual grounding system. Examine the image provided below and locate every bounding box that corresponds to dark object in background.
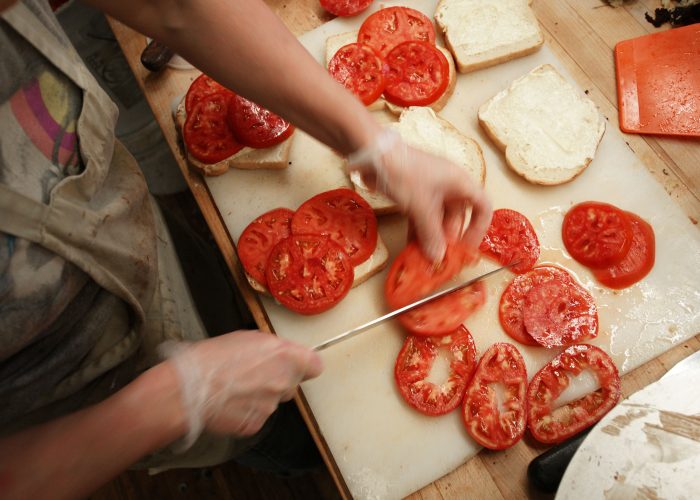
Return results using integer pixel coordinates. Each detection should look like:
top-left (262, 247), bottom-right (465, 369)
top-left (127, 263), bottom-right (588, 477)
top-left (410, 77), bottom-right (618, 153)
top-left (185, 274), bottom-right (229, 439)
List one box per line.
top-left (140, 39), bottom-right (175, 72)
top-left (527, 428), bottom-right (592, 494)
top-left (645, 3), bottom-right (700, 27)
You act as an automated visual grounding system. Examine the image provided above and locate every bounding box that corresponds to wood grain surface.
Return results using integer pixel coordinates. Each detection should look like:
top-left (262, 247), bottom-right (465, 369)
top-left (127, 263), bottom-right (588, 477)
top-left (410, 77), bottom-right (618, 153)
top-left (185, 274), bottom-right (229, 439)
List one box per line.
top-left (108, 0), bottom-right (700, 498)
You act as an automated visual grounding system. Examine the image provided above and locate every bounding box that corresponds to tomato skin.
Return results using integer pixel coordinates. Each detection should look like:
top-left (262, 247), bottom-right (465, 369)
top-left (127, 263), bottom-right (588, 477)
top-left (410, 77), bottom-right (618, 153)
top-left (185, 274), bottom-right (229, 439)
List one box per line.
top-left (319, 0), bottom-right (373, 17)
top-left (462, 343), bottom-right (528, 450)
top-left (383, 41), bottom-right (450, 108)
top-left (498, 266), bottom-right (575, 346)
top-left (183, 93), bottom-right (244, 164)
top-left (265, 234), bottom-right (354, 315)
top-left (562, 202), bottom-right (634, 268)
top-left (358, 6), bottom-right (436, 58)
top-left (238, 208), bottom-right (294, 287)
top-left (394, 326), bottom-right (478, 416)
top-left (593, 212), bottom-right (655, 289)
top-left (479, 208), bottom-right (540, 274)
top-left (329, 43), bottom-right (386, 106)
top-left (185, 73), bottom-right (230, 115)
top-left (527, 344), bottom-right (621, 444)
top-left (291, 188), bottom-right (378, 267)
top-left (228, 95), bottom-right (294, 149)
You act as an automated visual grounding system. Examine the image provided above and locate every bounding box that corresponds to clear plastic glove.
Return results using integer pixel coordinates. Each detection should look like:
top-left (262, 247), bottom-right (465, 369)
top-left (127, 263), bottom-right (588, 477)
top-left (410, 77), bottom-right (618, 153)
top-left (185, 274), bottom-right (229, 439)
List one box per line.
top-left (347, 129), bottom-right (492, 263)
top-left (159, 330), bottom-right (323, 449)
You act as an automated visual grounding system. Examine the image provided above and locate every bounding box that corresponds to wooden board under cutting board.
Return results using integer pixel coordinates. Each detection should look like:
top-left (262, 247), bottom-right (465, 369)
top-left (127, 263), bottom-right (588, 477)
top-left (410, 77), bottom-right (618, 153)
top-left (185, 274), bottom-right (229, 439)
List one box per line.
top-left (205, 2), bottom-right (700, 498)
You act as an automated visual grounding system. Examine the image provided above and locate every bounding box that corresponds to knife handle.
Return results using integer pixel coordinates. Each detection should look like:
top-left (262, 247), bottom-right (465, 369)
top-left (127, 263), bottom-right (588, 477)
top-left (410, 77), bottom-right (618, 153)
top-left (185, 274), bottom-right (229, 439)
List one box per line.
top-left (140, 40), bottom-right (174, 72)
top-left (527, 428), bottom-right (591, 494)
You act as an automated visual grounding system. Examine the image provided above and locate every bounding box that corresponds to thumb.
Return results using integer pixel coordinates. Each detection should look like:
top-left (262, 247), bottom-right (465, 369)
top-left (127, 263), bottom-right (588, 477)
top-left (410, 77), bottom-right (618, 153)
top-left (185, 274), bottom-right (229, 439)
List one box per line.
top-left (412, 201), bottom-right (446, 264)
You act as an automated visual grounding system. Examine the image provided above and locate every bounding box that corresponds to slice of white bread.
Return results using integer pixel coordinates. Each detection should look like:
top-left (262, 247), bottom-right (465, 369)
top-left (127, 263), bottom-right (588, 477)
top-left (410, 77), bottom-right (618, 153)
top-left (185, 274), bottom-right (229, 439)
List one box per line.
top-left (478, 64), bottom-right (605, 186)
top-left (174, 98), bottom-right (293, 176)
top-left (245, 235), bottom-right (390, 294)
top-left (435, 0), bottom-right (544, 73)
top-left (352, 107), bottom-right (487, 214)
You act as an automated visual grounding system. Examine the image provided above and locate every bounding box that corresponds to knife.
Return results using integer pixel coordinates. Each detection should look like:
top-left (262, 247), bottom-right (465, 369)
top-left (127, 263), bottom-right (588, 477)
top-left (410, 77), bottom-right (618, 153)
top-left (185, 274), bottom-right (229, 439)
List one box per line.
top-left (312, 262), bottom-right (516, 351)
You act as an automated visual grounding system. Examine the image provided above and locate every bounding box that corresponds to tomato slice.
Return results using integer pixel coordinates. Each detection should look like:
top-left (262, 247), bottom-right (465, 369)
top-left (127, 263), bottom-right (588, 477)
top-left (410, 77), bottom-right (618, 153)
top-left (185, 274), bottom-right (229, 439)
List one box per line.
top-left (329, 43), bottom-right (386, 106)
top-left (527, 344), bottom-right (621, 444)
top-left (498, 266), bottom-right (574, 346)
top-left (291, 188), bottom-right (378, 266)
top-left (319, 0), bottom-right (373, 17)
top-left (462, 343), bottom-right (528, 450)
top-left (383, 41), bottom-right (450, 108)
top-left (183, 93), bottom-right (244, 164)
top-left (522, 280), bottom-right (598, 348)
top-left (238, 208), bottom-right (294, 287)
top-left (358, 6), bottom-right (436, 58)
top-left (562, 202), bottom-right (634, 268)
top-left (479, 208), bottom-right (540, 274)
top-left (394, 326), bottom-right (478, 416)
top-left (185, 73), bottom-right (230, 115)
top-left (228, 95), bottom-right (294, 149)
top-left (265, 234), bottom-right (353, 315)
top-left (593, 212), bottom-right (655, 289)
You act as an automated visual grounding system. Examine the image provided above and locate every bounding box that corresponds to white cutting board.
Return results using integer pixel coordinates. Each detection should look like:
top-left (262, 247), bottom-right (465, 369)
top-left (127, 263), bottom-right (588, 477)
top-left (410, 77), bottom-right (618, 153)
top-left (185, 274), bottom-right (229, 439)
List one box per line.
top-left (205, 2), bottom-right (700, 498)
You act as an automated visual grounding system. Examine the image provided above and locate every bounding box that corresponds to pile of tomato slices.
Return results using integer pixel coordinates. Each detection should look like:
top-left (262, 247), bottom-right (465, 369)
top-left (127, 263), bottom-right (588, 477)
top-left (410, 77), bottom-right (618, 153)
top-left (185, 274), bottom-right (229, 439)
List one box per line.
top-left (562, 201), bottom-right (656, 289)
top-left (328, 7), bottom-right (450, 108)
top-left (237, 188), bottom-right (378, 315)
top-left (183, 74), bottom-right (294, 164)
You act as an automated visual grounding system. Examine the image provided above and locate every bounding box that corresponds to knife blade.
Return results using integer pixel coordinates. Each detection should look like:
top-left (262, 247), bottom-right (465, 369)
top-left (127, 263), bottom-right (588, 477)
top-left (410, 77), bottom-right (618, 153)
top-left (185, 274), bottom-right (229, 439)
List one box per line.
top-left (312, 262), bottom-right (516, 351)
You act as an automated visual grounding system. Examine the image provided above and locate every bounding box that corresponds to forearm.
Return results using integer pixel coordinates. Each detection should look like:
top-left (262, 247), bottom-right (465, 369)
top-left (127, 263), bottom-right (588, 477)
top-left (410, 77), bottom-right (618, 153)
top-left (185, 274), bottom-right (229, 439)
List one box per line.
top-left (94, 0), bottom-right (381, 154)
top-left (0, 362), bottom-right (185, 500)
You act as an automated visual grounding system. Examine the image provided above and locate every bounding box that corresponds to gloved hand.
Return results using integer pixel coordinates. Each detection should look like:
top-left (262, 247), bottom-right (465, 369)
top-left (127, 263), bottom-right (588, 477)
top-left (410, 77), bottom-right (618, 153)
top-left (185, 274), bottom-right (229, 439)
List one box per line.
top-left (159, 330), bottom-right (323, 449)
top-left (347, 129), bottom-right (492, 263)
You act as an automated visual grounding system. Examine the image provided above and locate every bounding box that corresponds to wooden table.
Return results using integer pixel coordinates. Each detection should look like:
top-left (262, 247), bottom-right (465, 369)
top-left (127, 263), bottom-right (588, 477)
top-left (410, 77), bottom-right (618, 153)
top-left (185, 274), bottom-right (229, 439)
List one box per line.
top-left (109, 0), bottom-right (700, 497)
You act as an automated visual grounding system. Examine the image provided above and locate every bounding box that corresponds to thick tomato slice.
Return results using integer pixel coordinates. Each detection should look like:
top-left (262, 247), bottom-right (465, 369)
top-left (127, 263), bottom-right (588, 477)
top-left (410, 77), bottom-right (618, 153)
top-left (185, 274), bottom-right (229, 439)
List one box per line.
top-left (329, 43), bottom-right (386, 106)
top-left (228, 95), bottom-right (294, 149)
top-left (527, 344), bottom-right (621, 444)
top-left (562, 202), bottom-right (634, 268)
top-left (395, 326), bottom-right (478, 416)
top-left (522, 280), bottom-right (598, 348)
top-left (319, 0), bottom-right (373, 17)
top-left (593, 212), bottom-right (655, 289)
top-left (358, 6), bottom-right (436, 58)
top-left (499, 266), bottom-right (575, 346)
top-left (479, 208), bottom-right (540, 274)
top-left (183, 93), bottom-right (243, 164)
top-left (185, 73), bottom-right (230, 115)
top-left (238, 208), bottom-right (294, 287)
top-left (462, 343), bottom-right (528, 450)
top-left (383, 41), bottom-right (449, 108)
top-left (291, 188), bottom-right (377, 266)
top-left (265, 234), bottom-right (353, 315)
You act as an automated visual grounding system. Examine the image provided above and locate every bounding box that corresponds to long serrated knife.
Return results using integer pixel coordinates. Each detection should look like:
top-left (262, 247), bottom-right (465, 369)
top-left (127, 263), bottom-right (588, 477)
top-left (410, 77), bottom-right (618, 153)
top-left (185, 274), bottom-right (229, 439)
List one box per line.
top-left (312, 262), bottom-right (517, 351)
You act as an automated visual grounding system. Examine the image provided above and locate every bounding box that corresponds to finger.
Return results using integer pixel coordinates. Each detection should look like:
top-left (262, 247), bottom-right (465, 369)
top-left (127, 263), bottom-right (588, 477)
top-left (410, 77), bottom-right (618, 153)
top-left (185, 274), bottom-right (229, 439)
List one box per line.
top-left (461, 193), bottom-right (493, 251)
top-left (412, 200), bottom-right (446, 263)
top-left (281, 341), bottom-right (324, 381)
top-left (443, 201), bottom-right (467, 242)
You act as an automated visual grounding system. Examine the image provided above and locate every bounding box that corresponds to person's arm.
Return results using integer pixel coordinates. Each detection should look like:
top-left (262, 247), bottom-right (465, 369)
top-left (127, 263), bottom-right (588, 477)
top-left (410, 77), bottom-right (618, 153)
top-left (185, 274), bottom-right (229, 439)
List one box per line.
top-left (0, 331), bottom-right (322, 500)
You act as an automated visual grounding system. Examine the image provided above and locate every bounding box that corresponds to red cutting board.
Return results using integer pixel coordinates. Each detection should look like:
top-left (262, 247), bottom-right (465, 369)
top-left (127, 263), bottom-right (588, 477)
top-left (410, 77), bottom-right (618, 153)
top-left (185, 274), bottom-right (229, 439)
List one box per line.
top-left (615, 23), bottom-right (700, 137)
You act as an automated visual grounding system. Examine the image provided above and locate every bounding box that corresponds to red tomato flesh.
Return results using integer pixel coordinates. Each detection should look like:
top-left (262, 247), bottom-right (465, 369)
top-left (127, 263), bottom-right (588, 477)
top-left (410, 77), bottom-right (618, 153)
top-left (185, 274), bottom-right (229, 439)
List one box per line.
top-left (562, 202), bottom-right (633, 268)
top-left (383, 41), bottom-right (449, 108)
top-left (522, 280), bottom-right (598, 348)
top-left (479, 208), bottom-right (540, 274)
top-left (394, 326), bottom-right (478, 416)
top-left (329, 43), bottom-right (386, 106)
top-left (498, 266), bottom-right (574, 346)
top-left (527, 344), bottom-right (621, 444)
top-left (185, 73), bottom-right (230, 115)
top-left (291, 188), bottom-right (378, 267)
top-left (593, 212), bottom-right (655, 289)
top-left (462, 343), bottom-right (528, 450)
top-left (183, 93), bottom-right (243, 164)
top-left (265, 234), bottom-right (353, 315)
top-left (238, 208), bottom-right (294, 287)
top-left (228, 95), bottom-right (294, 149)
top-left (357, 6), bottom-right (436, 58)
top-left (320, 0), bottom-right (373, 17)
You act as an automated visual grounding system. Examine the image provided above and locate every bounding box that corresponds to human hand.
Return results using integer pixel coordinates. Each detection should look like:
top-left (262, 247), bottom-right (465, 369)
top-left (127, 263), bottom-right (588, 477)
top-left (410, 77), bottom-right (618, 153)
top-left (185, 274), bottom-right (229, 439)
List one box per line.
top-left (347, 130), bottom-right (492, 263)
top-left (159, 330), bottom-right (323, 448)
